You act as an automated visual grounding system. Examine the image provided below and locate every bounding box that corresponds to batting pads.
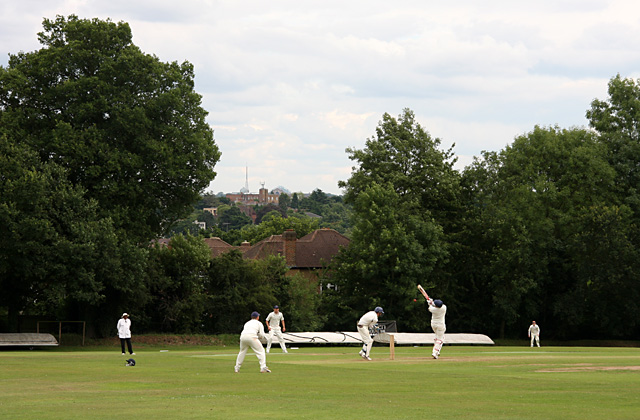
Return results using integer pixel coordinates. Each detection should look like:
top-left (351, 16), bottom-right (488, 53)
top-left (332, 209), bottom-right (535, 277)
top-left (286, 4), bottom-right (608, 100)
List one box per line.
top-left (433, 339), bottom-right (444, 358)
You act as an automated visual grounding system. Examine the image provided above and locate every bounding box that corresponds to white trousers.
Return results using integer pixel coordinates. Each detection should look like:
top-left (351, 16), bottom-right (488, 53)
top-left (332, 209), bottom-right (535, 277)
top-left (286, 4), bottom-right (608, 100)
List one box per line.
top-left (266, 327), bottom-right (287, 352)
top-left (235, 335), bottom-right (267, 371)
top-left (530, 334), bottom-right (540, 347)
top-left (432, 323), bottom-right (446, 357)
top-left (358, 325), bottom-right (374, 357)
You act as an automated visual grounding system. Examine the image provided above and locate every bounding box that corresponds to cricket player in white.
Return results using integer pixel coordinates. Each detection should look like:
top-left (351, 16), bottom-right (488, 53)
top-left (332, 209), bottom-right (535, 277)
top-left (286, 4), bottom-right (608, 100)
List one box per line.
top-left (428, 299), bottom-right (447, 359)
top-left (528, 321), bottom-right (540, 347)
top-left (235, 311), bottom-right (271, 373)
top-left (266, 305), bottom-right (288, 354)
top-left (357, 306), bottom-right (384, 361)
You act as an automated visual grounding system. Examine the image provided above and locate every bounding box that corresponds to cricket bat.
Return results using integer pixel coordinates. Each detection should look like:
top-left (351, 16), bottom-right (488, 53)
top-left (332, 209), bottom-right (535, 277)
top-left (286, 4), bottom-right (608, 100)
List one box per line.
top-left (417, 284), bottom-right (431, 302)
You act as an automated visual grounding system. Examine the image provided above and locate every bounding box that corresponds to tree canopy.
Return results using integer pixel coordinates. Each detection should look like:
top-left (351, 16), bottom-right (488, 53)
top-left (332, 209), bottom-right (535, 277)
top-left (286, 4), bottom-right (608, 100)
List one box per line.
top-left (329, 109), bottom-right (456, 331)
top-left (0, 15), bottom-right (219, 331)
top-left (0, 15), bottom-right (220, 242)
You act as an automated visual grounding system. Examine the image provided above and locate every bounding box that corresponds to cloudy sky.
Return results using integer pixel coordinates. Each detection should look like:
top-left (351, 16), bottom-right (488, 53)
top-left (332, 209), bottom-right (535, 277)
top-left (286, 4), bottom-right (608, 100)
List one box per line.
top-left (2, 1), bottom-right (639, 195)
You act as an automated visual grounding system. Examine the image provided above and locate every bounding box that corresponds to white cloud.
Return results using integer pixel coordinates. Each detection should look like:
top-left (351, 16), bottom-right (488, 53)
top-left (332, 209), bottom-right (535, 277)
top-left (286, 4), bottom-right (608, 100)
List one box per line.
top-left (2, 0), bottom-right (639, 194)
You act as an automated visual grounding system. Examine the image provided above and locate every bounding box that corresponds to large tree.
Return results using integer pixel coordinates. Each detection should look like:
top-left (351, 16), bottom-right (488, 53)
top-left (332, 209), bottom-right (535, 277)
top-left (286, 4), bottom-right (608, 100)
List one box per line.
top-left (327, 182), bottom-right (445, 331)
top-left (0, 136), bottom-right (146, 331)
top-left (0, 15), bottom-right (220, 242)
top-left (459, 126), bottom-right (622, 338)
top-left (145, 234), bottom-right (212, 333)
top-left (339, 108), bottom-right (460, 226)
top-left (587, 74), bottom-right (640, 222)
top-left (329, 109), bottom-right (457, 331)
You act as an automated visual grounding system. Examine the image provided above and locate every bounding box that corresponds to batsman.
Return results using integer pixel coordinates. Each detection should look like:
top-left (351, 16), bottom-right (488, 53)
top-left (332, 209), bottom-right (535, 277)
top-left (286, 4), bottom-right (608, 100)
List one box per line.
top-left (418, 285), bottom-right (447, 359)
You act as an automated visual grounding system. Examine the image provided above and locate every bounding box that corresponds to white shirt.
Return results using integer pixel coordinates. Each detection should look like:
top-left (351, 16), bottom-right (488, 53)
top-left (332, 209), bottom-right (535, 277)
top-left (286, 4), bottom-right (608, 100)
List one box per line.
top-left (529, 324), bottom-right (540, 335)
top-left (117, 318), bottom-right (131, 339)
top-left (266, 311), bottom-right (284, 329)
top-left (358, 311), bottom-right (379, 328)
top-left (429, 305), bottom-right (447, 326)
top-left (240, 319), bottom-right (266, 339)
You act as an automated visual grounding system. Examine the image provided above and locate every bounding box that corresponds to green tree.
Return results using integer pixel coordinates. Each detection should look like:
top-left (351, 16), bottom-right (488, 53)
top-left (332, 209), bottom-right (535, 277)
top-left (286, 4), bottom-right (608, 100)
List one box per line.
top-left (206, 251), bottom-right (277, 333)
top-left (328, 182), bottom-right (445, 331)
top-left (218, 205), bottom-right (252, 232)
top-left (280, 273), bottom-right (326, 331)
top-left (291, 193), bottom-right (300, 209)
top-left (0, 15), bottom-right (220, 242)
top-left (145, 234), bottom-right (211, 333)
top-left (255, 203), bottom-right (285, 224)
top-left (0, 137), bottom-right (144, 331)
top-left (339, 109), bottom-right (460, 227)
top-left (317, 201), bottom-right (352, 234)
top-left (240, 214), bottom-right (320, 245)
top-left (565, 205), bottom-right (640, 338)
top-left (278, 193), bottom-right (291, 211)
top-left (329, 109), bottom-right (458, 331)
top-left (458, 126), bottom-right (619, 338)
top-left (587, 74), bottom-right (640, 221)
top-left (300, 189), bottom-right (329, 214)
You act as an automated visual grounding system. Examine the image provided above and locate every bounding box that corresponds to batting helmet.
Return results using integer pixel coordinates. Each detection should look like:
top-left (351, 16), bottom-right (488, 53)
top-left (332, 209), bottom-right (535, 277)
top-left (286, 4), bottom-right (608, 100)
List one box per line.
top-left (433, 299), bottom-right (443, 308)
top-left (374, 306), bottom-right (384, 314)
top-left (125, 358), bottom-right (136, 366)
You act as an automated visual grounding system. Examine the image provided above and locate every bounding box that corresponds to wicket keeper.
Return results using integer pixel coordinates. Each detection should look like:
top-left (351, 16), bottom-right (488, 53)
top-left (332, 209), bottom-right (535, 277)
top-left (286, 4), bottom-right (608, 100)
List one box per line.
top-left (357, 306), bottom-right (384, 361)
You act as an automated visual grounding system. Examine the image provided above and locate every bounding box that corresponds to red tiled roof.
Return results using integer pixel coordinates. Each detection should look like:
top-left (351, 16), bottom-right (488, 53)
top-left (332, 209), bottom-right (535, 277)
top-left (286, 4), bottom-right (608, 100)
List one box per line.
top-left (203, 237), bottom-right (237, 258)
top-left (241, 234), bottom-right (284, 260)
top-left (202, 229), bottom-right (350, 268)
top-left (295, 229), bottom-right (350, 268)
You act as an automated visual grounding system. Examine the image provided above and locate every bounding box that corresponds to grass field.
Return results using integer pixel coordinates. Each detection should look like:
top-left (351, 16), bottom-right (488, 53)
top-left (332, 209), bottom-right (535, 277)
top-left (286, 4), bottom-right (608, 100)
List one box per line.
top-left (1, 344), bottom-right (639, 419)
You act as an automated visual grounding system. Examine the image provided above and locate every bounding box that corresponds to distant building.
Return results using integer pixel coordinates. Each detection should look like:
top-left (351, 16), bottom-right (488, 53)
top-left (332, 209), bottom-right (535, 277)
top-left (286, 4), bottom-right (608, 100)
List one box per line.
top-left (271, 186), bottom-right (290, 196)
top-left (203, 207), bottom-right (218, 216)
top-left (226, 185), bottom-right (279, 206)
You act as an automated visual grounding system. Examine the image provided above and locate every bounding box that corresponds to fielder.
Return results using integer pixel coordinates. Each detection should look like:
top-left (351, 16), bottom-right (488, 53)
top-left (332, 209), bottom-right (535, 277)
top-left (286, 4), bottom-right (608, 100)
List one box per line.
top-left (357, 306), bottom-right (384, 361)
top-left (266, 305), bottom-right (288, 354)
top-left (528, 321), bottom-right (540, 347)
top-left (428, 299), bottom-right (447, 359)
top-left (235, 312), bottom-right (271, 373)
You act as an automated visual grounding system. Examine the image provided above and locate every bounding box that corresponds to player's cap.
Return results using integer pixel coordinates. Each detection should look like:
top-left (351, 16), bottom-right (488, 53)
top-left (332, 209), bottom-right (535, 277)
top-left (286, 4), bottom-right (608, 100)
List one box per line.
top-left (433, 300), bottom-right (443, 308)
top-left (251, 311), bottom-right (260, 318)
top-left (122, 313), bottom-right (129, 317)
top-left (374, 306), bottom-right (384, 313)
top-left (273, 305), bottom-right (279, 309)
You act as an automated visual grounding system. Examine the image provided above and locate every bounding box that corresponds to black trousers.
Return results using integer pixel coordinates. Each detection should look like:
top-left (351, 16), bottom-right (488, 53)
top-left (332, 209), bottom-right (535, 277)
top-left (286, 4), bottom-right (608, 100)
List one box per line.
top-left (120, 338), bottom-right (133, 354)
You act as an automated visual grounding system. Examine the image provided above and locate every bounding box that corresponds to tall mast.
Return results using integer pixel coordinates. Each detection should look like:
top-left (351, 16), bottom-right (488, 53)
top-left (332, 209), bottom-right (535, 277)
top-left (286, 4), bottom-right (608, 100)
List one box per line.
top-left (245, 164), bottom-right (249, 192)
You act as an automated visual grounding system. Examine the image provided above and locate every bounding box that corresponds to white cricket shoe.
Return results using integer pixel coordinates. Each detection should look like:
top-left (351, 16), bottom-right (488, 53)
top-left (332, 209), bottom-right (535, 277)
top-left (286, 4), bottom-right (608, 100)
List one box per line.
top-left (359, 350), bottom-right (366, 359)
top-left (260, 368), bottom-right (271, 373)
top-left (365, 356), bottom-right (372, 361)
top-left (131, 353), bottom-right (136, 355)
top-left (234, 367), bottom-right (239, 373)
top-left (122, 353), bottom-right (125, 355)
top-left (432, 354), bottom-right (438, 359)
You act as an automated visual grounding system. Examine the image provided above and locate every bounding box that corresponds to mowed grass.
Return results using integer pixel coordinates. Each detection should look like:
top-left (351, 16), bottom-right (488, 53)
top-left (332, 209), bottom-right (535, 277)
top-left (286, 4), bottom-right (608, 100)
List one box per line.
top-left (1, 345), bottom-right (640, 419)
